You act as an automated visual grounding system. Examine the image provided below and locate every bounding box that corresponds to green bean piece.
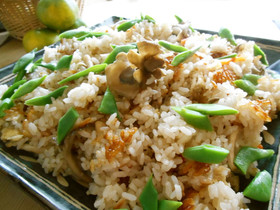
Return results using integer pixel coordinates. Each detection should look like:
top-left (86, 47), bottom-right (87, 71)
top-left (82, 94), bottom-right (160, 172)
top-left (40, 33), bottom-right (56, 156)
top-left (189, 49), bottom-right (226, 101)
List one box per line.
top-left (1, 80), bottom-right (26, 100)
top-left (0, 98), bottom-right (14, 118)
top-left (98, 87), bottom-right (120, 119)
top-left (234, 79), bottom-right (256, 96)
top-left (171, 46), bottom-right (201, 66)
top-left (216, 53), bottom-right (237, 60)
top-left (139, 176), bottom-right (158, 210)
top-left (117, 19), bottom-right (142, 32)
top-left (175, 15), bottom-right (183, 24)
top-left (38, 62), bottom-right (57, 71)
top-left (234, 147), bottom-right (274, 175)
top-left (12, 49), bottom-right (36, 73)
top-left (59, 29), bottom-right (90, 39)
top-left (242, 74), bottom-right (262, 85)
top-left (56, 55), bottom-right (73, 71)
top-left (158, 40), bottom-right (188, 52)
top-left (11, 76), bottom-right (47, 100)
top-left (189, 26), bottom-right (195, 33)
top-left (243, 170), bottom-right (272, 202)
top-left (103, 45), bottom-right (137, 64)
top-left (142, 15), bottom-right (156, 23)
top-left (172, 106), bottom-right (213, 131)
top-left (183, 144), bottom-right (229, 164)
top-left (77, 32), bottom-right (109, 41)
top-left (184, 104), bottom-right (239, 115)
top-left (25, 58), bottom-right (44, 73)
top-left (254, 44), bottom-right (268, 66)
top-left (25, 85), bottom-right (68, 106)
top-left (218, 27), bottom-right (237, 46)
top-left (57, 107), bottom-right (79, 145)
top-left (158, 200), bottom-right (183, 210)
top-left (58, 63), bottom-right (107, 85)
top-left (13, 67), bottom-right (27, 84)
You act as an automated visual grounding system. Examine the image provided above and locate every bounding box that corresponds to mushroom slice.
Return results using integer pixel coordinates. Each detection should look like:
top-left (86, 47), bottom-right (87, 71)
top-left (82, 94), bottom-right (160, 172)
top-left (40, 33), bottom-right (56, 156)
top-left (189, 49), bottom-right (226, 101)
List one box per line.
top-left (105, 52), bottom-right (140, 99)
top-left (62, 133), bottom-right (92, 187)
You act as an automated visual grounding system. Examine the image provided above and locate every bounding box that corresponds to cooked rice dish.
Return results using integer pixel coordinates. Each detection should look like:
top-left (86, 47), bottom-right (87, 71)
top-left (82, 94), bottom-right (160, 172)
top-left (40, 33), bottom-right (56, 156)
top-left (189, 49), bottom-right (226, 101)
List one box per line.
top-left (0, 17), bottom-right (279, 210)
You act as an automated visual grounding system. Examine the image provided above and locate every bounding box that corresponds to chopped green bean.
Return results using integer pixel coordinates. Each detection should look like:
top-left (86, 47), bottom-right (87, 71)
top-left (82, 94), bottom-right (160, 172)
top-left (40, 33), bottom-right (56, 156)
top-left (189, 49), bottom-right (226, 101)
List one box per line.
top-left (12, 49), bottom-right (36, 73)
top-left (172, 106), bottom-right (213, 131)
top-left (1, 80), bottom-right (26, 100)
top-left (234, 147), bottom-right (274, 175)
top-left (57, 107), bottom-right (79, 145)
top-left (38, 62), bottom-right (57, 71)
top-left (216, 53), bottom-right (237, 60)
top-left (254, 44), bottom-right (268, 66)
top-left (242, 74), bottom-right (262, 85)
top-left (11, 76), bottom-right (47, 100)
top-left (171, 46), bottom-right (200, 66)
top-left (58, 63), bottom-right (107, 85)
top-left (103, 45), bottom-right (137, 64)
top-left (13, 67), bottom-right (26, 84)
top-left (25, 86), bottom-right (68, 106)
top-left (117, 19), bottom-right (142, 32)
top-left (158, 40), bottom-right (188, 52)
top-left (77, 32), bottom-right (109, 41)
top-left (25, 58), bottom-right (43, 73)
top-left (234, 79), bottom-right (256, 96)
top-left (243, 170), bottom-right (272, 202)
top-left (175, 15), bottom-right (183, 24)
top-left (158, 200), bottom-right (183, 210)
top-left (139, 176), bottom-right (158, 210)
top-left (218, 27), bottom-right (237, 46)
top-left (0, 98), bottom-right (14, 118)
top-left (142, 15), bottom-right (156, 23)
top-left (59, 29), bottom-right (91, 39)
top-left (184, 104), bottom-right (239, 115)
top-left (183, 144), bottom-right (229, 164)
top-left (56, 55), bottom-right (73, 70)
top-left (98, 87), bottom-right (120, 119)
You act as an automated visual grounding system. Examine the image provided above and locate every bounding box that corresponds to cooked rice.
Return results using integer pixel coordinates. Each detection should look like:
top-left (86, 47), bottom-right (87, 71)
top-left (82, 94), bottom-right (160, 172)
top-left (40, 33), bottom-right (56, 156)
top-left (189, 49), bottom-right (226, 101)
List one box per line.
top-left (0, 18), bottom-right (279, 210)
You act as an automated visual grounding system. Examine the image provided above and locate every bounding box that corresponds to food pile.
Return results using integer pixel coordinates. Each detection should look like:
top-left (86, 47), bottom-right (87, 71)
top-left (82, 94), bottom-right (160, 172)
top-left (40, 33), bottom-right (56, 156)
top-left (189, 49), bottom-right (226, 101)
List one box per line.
top-left (0, 15), bottom-right (279, 209)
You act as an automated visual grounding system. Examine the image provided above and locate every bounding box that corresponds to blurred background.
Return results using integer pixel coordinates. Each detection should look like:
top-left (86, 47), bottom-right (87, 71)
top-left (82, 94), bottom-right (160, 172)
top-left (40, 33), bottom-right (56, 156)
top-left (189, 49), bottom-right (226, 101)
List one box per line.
top-left (0, 0), bottom-right (279, 209)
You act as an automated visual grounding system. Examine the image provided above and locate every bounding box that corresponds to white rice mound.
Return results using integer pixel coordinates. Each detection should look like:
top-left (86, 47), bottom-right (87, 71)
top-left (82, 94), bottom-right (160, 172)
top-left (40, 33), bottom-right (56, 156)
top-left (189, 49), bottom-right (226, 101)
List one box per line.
top-left (0, 19), bottom-right (279, 210)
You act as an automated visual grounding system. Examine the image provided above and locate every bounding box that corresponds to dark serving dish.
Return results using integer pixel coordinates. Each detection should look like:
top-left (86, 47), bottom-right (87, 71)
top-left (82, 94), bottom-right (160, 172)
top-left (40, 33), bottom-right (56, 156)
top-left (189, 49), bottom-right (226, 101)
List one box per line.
top-left (0, 16), bottom-right (279, 210)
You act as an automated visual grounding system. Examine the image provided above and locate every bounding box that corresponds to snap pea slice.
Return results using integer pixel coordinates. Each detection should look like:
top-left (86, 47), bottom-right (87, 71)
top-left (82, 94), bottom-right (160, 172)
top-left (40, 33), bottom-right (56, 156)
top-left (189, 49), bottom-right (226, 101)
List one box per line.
top-left (183, 144), bottom-right (229, 164)
top-left (12, 49), bottom-right (36, 73)
top-left (218, 27), bottom-right (237, 46)
top-left (158, 200), bottom-right (183, 210)
top-left (242, 74), bottom-right (262, 86)
top-left (57, 107), bottom-right (79, 145)
top-left (103, 44), bottom-right (137, 64)
top-left (98, 87), bottom-right (120, 119)
top-left (139, 176), bottom-right (158, 210)
top-left (243, 170), bottom-right (272, 202)
top-left (117, 19), bottom-right (142, 32)
top-left (175, 15), bottom-right (183, 24)
top-left (0, 98), bottom-right (14, 118)
top-left (254, 44), bottom-right (268, 66)
top-left (184, 104), bottom-right (239, 115)
top-left (25, 85), bottom-right (68, 106)
top-left (158, 40), bottom-right (188, 52)
top-left (56, 55), bottom-right (73, 70)
top-left (216, 53), bottom-right (237, 60)
top-left (234, 147), bottom-right (274, 175)
top-left (77, 32), bottom-right (109, 41)
top-left (171, 46), bottom-right (201, 66)
top-left (1, 80), bottom-right (26, 100)
top-left (172, 106), bottom-right (213, 131)
top-left (234, 79), bottom-right (256, 96)
top-left (58, 63), bottom-right (107, 85)
top-left (59, 29), bottom-right (90, 39)
top-left (11, 76), bottom-right (47, 100)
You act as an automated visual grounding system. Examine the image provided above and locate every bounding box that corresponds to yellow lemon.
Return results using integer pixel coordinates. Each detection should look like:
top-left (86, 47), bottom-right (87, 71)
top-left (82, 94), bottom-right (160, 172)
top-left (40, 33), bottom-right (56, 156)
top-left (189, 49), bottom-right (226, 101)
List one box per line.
top-left (23, 28), bottom-right (59, 52)
top-left (36, 0), bottom-right (79, 31)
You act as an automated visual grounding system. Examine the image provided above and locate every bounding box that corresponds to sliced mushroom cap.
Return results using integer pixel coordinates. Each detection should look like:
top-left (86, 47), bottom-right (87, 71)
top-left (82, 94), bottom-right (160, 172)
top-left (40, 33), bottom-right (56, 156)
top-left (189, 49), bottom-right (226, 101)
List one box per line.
top-left (62, 133), bottom-right (92, 187)
top-left (105, 52), bottom-right (140, 99)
